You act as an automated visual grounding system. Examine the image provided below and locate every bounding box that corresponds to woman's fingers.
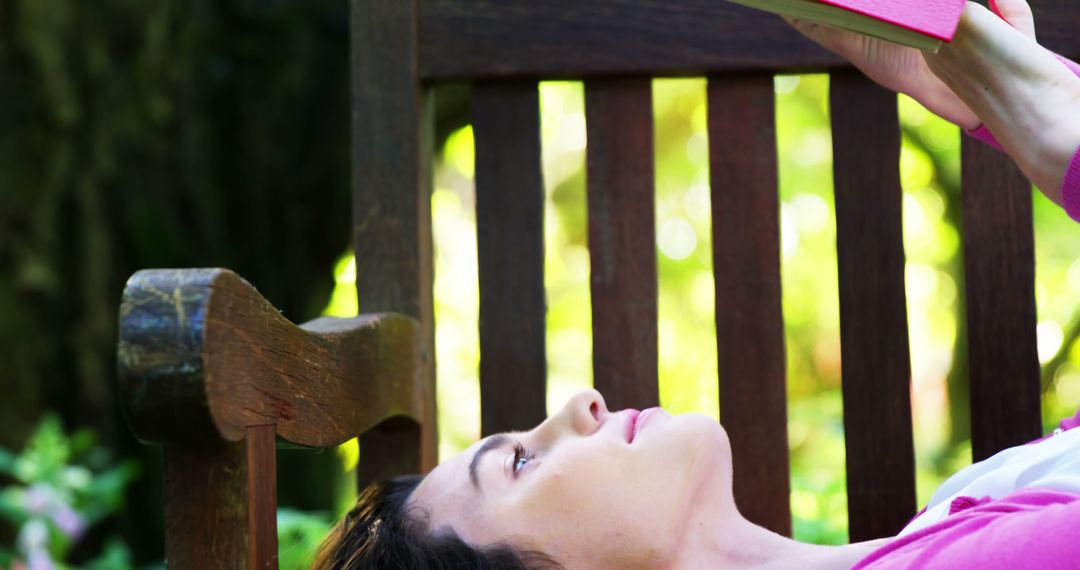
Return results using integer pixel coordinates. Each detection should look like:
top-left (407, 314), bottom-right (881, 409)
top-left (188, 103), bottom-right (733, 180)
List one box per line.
top-left (783, 12), bottom-right (981, 128)
top-left (783, 17), bottom-right (864, 62)
top-left (991, 0), bottom-right (1037, 40)
top-left (784, 17), bottom-right (911, 85)
top-left (783, 17), bottom-right (831, 46)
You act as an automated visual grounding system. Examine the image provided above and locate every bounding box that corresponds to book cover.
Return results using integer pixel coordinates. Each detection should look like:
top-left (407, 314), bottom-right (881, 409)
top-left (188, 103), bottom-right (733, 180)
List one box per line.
top-left (820, 0), bottom-right (966, 42)
top-left (726, 0), bottom-right (967, 50)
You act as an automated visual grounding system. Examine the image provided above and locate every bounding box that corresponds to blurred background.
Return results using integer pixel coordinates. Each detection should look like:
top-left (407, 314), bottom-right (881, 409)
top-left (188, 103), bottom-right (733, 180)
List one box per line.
top-left (2, 1), bottom-right (1080, 568)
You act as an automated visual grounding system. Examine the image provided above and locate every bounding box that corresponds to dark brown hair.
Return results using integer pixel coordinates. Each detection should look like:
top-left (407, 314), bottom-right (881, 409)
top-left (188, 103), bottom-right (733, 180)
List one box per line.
top-left (311, 475), bottom-right (563, 569)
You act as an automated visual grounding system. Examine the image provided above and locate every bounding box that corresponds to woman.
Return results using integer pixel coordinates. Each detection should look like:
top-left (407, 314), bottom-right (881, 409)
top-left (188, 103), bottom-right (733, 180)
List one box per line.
top-left (314, 389), bottom-right (1080, 569)
top-left (315, 0), bottom-right (1080, 567)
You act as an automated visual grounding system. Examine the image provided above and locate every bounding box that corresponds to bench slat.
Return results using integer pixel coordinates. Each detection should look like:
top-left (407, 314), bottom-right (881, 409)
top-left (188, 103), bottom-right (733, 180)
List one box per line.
top-left (960, 138), bottom-right (1042, 461)
top-left (585, 78), bottom-right (660, 410)
top-left (418, 0), bottom-right (1080, 80)
top-left (246, 425), bottom-right (279, 570)
top-left (163, 443), bottom-right (248, 568)
top-left (421, 0), bottom-right (839, 79)
top-left (473, 81), bottom-right (549, 435)
top-left (708, 73), bottom-right (792, 537)
top-left (352, 0), bottom-right (438, 474)
top-left (830, 71), bottom-right (916, 541)
top-left (357, 418), bottom-right (425, 493)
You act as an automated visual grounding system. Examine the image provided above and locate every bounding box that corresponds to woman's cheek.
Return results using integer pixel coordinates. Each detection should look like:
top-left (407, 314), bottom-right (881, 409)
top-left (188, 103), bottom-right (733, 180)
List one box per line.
top-left (528, 461), bottom-right (604, 519)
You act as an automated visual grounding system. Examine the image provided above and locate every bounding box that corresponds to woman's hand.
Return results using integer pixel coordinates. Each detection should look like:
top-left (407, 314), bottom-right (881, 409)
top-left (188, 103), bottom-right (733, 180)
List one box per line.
top-left (784, 0), bottom-right (1036, 130)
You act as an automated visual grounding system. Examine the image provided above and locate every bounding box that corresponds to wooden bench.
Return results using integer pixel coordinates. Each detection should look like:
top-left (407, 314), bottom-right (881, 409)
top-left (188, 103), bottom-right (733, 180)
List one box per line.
top-left (117, 1), bottom-right (1080, 567)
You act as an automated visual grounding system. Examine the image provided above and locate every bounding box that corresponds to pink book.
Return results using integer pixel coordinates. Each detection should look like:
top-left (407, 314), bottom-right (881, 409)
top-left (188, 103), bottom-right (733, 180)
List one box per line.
top-left (726, 0), bottom-right (967, 51)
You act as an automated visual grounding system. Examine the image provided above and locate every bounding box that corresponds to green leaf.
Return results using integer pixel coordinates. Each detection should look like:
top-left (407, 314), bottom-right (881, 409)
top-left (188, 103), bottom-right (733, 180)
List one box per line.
top-left (83, 538), bottom-right (134, 570)
top-left (14, 415), bottom-right (70, 483)
top-left (277, 508), bottom-right (331, 570)
top-left (0, 448), bottom-right (16, 474)
top-left (0, 488), bottom-right (29, 526)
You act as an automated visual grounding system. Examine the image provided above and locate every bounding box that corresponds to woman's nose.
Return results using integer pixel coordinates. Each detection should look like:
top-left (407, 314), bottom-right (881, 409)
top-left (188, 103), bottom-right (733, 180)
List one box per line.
top-left (559, 388), bottom-right (607, 435)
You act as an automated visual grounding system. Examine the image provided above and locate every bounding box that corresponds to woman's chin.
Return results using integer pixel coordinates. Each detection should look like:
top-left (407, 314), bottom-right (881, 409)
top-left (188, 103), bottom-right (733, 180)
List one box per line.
top-left (679, 412), bottom-right (731, 447)
top-left (656, 412), bottom-right (732, 479)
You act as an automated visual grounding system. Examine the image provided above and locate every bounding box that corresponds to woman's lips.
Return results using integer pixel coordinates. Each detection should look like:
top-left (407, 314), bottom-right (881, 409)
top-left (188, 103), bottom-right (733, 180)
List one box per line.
top-left (624, 409), bottom-right (640, 443)
top-left (631, 407), bottom-right (664, 443)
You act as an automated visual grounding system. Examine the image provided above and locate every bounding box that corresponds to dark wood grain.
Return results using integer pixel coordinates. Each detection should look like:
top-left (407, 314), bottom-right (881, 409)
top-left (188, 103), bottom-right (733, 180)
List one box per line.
top-left (472, 81), bottom-right (549, 435)
top-left (116, 269), bottom-right (219, 446)
top-left (246, 425), bottom-right (278, 570)
top-left (585, 78), bottom-right (659, 411)
top-left (707, 73), bottom-right (791, 537)
top-left (163, 442), bottom-right (247, 569)
top-left (358, 416), bottom-right (424, 492)
top-left (120, 268), bottom-right (430, 566)
top-left (960, 138), bottom-right (1041, 462)
top-left (418, 0), bottom-right (1080, 79)
top-left (118, 269), bottom-right (424, 449)
top-left (421, 0), bottom-right (840, 79)
top-left (829, 71), bottom-right (916, 541)
top-left (352, 0), bottom-right (438, 474)
top-left (1027, 0), bottom-right (1080, 55)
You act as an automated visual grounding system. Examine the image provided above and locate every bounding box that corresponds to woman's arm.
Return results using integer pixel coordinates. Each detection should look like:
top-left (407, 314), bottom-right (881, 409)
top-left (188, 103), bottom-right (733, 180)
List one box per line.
top-left (787, 0), bottom-right (1080, 218)
top-left (967, 53), bottom-right (1080, 152)
top-left (924, 2), bottom-right (1080, 208)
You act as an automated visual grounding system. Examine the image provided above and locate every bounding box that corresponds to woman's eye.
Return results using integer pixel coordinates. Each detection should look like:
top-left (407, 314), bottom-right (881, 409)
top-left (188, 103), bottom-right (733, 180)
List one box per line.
top-left (512, 443), bottom-right (534, 476)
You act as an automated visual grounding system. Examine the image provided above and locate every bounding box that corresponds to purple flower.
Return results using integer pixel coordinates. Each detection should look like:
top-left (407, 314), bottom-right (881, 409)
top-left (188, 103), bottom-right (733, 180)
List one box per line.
top-left (21, 484), bottom-right (53, 516)
top-left (26, 548), bottom-right (55, 570)
top-left (51, 505), bottom-right (86, 539)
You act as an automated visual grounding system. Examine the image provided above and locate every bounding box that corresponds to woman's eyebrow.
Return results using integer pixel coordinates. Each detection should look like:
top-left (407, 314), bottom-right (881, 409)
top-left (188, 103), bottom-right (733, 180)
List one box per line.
top-left (469, 434), bottom-right (510, 490)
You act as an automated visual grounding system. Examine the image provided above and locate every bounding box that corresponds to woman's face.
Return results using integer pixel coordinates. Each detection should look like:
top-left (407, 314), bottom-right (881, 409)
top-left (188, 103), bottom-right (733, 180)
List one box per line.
top-left (407, 389), bottom-right (736, 568)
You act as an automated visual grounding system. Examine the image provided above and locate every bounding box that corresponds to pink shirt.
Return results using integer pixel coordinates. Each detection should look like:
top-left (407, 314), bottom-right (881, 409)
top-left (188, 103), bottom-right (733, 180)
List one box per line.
top-left (852, 408), bottom-right (1080, 569)
top-left (966, 53), bottom-right (1080, 222)
top-left (851, 488), bottom-right (1080, 569)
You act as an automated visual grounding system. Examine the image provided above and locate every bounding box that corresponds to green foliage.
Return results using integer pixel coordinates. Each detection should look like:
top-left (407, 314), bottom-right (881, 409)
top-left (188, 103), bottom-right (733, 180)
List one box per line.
top-left (277, 508), bottom-right (333, 570)
top-left (0, 414), bottom-right (340, 568)
top-left (0, 0), bottom-right (351, 452)
top-left (2, 0), bottom-right (355, 557)
top-left (0, 415), bottom-right (139, 569)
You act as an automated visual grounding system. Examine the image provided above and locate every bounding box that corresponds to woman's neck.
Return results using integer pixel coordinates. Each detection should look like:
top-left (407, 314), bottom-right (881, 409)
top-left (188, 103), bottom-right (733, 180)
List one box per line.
top-left (671, 504), bottom-right (891, 570)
